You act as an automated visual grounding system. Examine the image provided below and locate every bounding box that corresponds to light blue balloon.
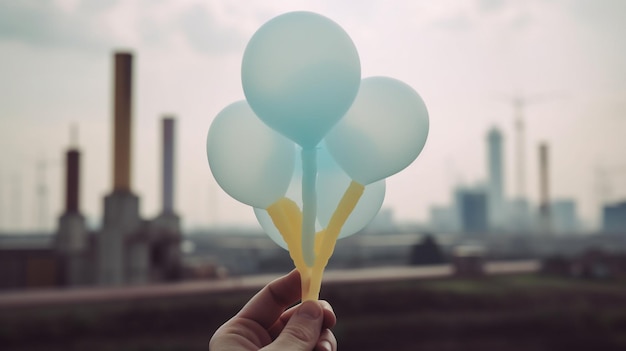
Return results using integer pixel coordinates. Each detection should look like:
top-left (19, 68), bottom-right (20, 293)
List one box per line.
top-left (325, 77), bottom-right (429, 185)
top-left (254, 145), bottom-right (385, 250)
top-left (206, 101), bottom-right (295, 209)
top-left (316, 145), bottom-right (386, 238)
top-left (253, 153), bottom-right (320, 250)
top-left (254, 208), bottom-right (290, 250)
top-left (241, 11), bottom-right (361, 148)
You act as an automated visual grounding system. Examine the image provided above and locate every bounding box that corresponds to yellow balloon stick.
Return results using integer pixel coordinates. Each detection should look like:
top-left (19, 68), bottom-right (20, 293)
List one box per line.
top-left (308, 180), bottom-right (364, 300)
top-left (267, 198), bottom-right (311, 297)
top-left (267, 180), bottom-right (365, 301)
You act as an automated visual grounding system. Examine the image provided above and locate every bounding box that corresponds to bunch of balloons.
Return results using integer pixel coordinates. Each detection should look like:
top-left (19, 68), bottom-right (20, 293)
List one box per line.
top-left (206, 11), bottom-right (429, 300)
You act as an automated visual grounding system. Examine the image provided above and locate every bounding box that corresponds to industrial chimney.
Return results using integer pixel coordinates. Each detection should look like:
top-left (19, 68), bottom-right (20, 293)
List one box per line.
top-left (152, 116), bottom-right (182, 282)
top-left (65, 125), bottom-right (80, 213)
top-left (99, 51), bottom-right (143, 286)
top-left (56, 125), bottom-right (87, 286)
top-left (113, 52), bottom-right (133, 192)
top-left (162, 117), bottom-right (175, 214)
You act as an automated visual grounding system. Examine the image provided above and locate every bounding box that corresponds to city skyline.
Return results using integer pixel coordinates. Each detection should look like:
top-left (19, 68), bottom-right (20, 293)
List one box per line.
top-left (1, 0), bottom-right (625, 231)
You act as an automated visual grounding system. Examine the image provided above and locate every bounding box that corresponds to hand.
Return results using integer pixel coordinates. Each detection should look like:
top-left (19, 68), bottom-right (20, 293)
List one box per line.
top-left (209, 270), bottom-right (337, 351)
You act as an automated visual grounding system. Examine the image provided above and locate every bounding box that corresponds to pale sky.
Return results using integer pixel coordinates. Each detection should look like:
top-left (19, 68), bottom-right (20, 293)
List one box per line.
top-left (0, 0), bottom-right (625, 232)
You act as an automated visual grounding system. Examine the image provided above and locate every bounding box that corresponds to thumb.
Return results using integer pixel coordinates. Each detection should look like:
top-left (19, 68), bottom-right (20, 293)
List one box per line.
top-left (267, 301), bottom-right (324, 351)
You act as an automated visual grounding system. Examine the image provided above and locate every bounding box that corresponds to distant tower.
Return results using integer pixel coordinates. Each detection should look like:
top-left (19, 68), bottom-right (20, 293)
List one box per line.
top-left (538, 143), bottom-right (551, 233)
top-left (512, 98), bottom-right (526, 200)
top-left (98, 52), bottom-right (146, 286)
top-left (487, 127), bottom-right (504, 229)
top-left (152, 116), bottom-right (182, 281)
top-left (162, 117), bottom-right (175, 215)
top-left (113, 53), bottom-right (133, 193)
top-left (56, 125), bottom-right (88, 286)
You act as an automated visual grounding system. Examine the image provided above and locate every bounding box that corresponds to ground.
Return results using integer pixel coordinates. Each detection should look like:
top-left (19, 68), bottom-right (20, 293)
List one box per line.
top-left (1, 273), bottom-right (626, 351)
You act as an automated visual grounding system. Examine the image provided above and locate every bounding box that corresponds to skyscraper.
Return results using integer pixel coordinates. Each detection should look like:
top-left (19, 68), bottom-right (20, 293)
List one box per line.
top-left (457, 188), bottom-right (488, 235)
top-left (603, 201), bottom-right (626, 233)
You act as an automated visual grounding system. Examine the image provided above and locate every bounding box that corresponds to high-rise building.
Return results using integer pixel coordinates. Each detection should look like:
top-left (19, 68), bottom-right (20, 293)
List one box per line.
top-left (603, 201), bottom-right (626, 233)
top-left (457, 188), bottom-right (488, 235)
top-left (550, 199), bottom-right (579, 233)
top-left (487, 127), bottom-right (504, 229)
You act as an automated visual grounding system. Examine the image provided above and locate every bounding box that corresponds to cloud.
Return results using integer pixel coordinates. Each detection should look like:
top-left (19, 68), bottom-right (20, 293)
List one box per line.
top-left (477, 0), bottom-right (507, 13)
top-left (0, 0), bottom-right (250, 55)
top-left (0, 0), bottom-right (114, 50)
top-left (177, 3), bottom-right (247, 55)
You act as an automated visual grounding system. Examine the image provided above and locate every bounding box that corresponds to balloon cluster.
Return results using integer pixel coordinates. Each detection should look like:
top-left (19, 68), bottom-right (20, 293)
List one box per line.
top-left (206, 12), bottom-right (429, 300)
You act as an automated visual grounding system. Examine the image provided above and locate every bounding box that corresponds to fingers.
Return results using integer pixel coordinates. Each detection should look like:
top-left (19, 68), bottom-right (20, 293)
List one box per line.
top-left (268, 300), bottom-right (336, 339)
top-left (237, 270), bottom-right (301, 330)
top-left (265, 300), bottom-right (324, 351)
top-left (319, 300), bottom-right (337, 329)
top-left (316, 328), bottom-right (337, 351)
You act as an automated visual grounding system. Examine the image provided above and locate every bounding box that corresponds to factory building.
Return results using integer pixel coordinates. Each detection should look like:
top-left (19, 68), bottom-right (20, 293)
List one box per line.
top-left (0, 52), bottom-right (182, 290)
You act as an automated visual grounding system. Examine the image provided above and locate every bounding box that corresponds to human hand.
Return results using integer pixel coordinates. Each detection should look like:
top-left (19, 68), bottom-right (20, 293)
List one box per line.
top-left (209, 270), bottom-right (337, 351)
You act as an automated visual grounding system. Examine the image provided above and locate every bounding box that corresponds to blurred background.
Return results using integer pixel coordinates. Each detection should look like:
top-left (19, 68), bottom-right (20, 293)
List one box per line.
top-left (1, 1), bottom-right (625, 350)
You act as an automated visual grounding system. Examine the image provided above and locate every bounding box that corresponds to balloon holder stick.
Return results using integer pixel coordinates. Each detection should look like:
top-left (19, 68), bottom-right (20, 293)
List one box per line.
top-left (267, 180), bottom-right (365, 301)
top-left (301, 147), bottom-right (318, 267)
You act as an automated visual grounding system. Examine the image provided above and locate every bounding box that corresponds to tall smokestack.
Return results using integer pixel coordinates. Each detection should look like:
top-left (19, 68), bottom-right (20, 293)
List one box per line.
top-left (99, 51), bottom-right (142, 286)
top-left (56, 124), bottom-right (87, 282)
top-left (64, 124), bottom-right (80, 213)
top-left (113, 52), bottom-right (133, 192)
top-left (65, 150), bottom-right (80, 213)
top-left (539, 142), bottom-right (551, 233)
top-left (162, 117), bottom-right (175, 214)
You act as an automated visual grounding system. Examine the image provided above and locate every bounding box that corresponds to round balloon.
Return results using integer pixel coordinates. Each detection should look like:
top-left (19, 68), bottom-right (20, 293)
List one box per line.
top-left (316, 145), bottom-right (386, 238)
top-left (254, 208), bottom-right (290, 250)
top-left (325, 76), bottom-right (429, 185)
top-left (253, 154), bottom-right (320, 250)
top-left (206, 101), bottom-right (295, 208)
top-left (241, 11), bottom-right (361, 148)
top-left (254, 145), bottom-right (385, 249)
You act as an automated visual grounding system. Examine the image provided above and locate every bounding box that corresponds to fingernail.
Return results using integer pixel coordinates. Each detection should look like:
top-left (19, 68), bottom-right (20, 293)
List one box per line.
top-left (318, 340), bottom-right (332, 351)
top-left (298, 301), bottom-right (322, 319)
